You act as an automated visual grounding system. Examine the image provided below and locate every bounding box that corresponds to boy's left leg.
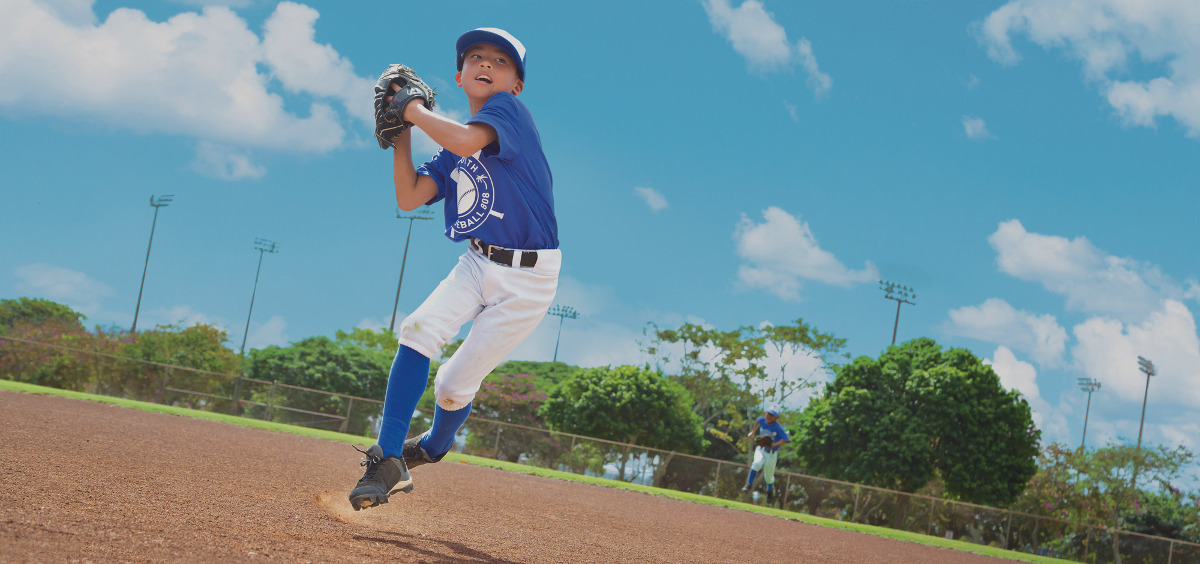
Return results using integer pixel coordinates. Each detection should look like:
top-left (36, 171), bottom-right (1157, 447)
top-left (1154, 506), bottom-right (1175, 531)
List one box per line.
top-left (763, 451), bottom-right (778, 502)
top-left (743, 448), bottom-right (766, 492)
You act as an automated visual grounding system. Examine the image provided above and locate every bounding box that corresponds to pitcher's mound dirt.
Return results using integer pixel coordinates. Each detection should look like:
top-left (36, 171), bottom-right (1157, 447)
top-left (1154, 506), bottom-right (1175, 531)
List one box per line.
top-left (0, 390), bottom-right (1013, 563)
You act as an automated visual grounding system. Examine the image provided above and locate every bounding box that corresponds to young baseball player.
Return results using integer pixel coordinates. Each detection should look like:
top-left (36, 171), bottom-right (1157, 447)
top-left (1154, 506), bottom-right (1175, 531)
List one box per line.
top-left (350, 28), bottom-right (559, 511)
top-left (742, 406), bottom-right (790, 502)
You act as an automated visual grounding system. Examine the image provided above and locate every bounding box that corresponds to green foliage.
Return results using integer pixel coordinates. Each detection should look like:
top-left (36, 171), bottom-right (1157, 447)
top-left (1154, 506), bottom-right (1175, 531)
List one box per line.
top-left (0, 297), bottom-right (86, 335)
top-left (490, 360), bottom-right (581, 394)
top-left (644, 318), bottom-right (844, 462)
top-left (795, 337), bottom-right (1040, 507)
top-left (245, 334), bottom-right (390, 400)
top-left (465, 373), bottom-right (550, 462)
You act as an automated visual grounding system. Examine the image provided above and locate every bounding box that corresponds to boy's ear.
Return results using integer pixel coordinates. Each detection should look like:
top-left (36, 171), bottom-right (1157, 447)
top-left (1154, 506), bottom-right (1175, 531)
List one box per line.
top-left (455, 72), bottom-right (462, 87)
top-left (511, 79), bottom-right (523, 95)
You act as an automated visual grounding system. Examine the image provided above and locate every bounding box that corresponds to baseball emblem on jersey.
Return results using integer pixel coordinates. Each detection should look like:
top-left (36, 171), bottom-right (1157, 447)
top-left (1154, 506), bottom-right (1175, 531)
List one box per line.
top-left (450, 155), bottom-right (500, 234)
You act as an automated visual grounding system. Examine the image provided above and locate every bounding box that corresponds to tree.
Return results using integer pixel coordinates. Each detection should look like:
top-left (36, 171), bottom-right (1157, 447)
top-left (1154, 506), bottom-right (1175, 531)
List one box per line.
top-left (758, 318), bottom-right (847, 407)
top-left (0, 297), bottom-right (86, 335)
top-left (117, 323), bottom-right (242, 404)
top-left (466, 373), bottom-right (550, 463)
top-left (1013, 443), bottom-right (1197, 563)
top-left (795, 337), bottom-right (1040, 508)
top-left (541, 365), bottom-right (706, 480)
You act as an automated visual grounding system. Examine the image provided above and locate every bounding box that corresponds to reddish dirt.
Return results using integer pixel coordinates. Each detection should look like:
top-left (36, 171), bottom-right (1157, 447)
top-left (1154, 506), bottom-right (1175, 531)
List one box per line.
top-left (0, 390), bottom-right (1017, 563)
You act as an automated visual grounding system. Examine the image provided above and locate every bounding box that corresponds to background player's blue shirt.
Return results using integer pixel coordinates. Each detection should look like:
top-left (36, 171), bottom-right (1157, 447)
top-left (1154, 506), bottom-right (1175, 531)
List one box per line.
top-left (416, 91), bottom-right (558, 250)
top-left (756, 416), bottom-right (790, 453)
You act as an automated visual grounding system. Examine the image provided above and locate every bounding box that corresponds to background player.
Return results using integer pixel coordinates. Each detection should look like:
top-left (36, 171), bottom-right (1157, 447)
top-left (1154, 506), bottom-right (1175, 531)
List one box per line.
top-left (742, 406), bottom-right (790, 503)
top-left (349, 28), bottom-right (560, 511)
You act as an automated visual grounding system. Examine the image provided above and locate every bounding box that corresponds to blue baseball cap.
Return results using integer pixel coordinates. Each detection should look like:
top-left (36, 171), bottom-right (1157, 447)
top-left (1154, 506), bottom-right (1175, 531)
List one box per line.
top-left (456, 28), bottom-right (526, 81)
top-left (765, 406), bottom-right (781, 417)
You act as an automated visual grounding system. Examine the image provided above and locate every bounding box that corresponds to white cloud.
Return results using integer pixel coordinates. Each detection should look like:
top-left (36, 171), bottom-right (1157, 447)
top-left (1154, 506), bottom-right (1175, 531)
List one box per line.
top-left (977, 0), bottom-right (1200, 137)
top-left (988, 219), bottom-right (1191, 323)
top-left (191, 141), bottom-right (266, 180)
top-left (945, 298), bottom-right (1068, 366)
top-left (1072, 299), bottom-right (1200, 408)
top-left (783, 100), bottom-right (799, 123)
top-left (963, 115), bottom-right (993, 140)
top-left (0, 1), bottom-right (370, 165)
top-left (634, 186), bottom-right (668, 213)
top-left (734, 207), bottom-right (878, 301)
top-left (261, 2), bottom-right (373, 125)
top-left (986, 345), bottom-right (1040, 400)
top-left (702, 0), bottom-right (831, 96)
top-left (244, 314), bottom-right (288, 351)
top-left (967, 74), bottom-right (981, 90)
top-left (14, 263), bottom-right (115, 317)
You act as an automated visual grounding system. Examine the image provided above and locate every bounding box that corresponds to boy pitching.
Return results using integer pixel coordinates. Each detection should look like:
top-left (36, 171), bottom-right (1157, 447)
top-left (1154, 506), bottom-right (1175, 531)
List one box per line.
top-left (350, 28), bottom-right (559, 511)
top-left (742, 406), bottom-right (790, 502)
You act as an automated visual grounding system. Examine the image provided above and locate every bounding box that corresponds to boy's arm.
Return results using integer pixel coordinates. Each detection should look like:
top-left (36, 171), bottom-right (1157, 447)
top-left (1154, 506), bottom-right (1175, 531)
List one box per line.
top-left (747, 421), bottom-right (760, 439)
top-left (390, 129), bottom-right (439, 211)
top-left (404, 104), bottom-right (498, 158)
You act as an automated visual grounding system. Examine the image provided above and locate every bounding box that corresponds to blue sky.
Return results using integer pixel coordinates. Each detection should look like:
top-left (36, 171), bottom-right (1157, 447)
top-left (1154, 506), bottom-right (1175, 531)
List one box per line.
top-left (3, 0), bottom-right (1199, 482)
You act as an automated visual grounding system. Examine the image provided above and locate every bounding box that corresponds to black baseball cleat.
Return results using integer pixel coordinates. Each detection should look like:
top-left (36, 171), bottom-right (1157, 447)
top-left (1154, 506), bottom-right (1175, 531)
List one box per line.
top-left (402, 432), bottom-right (448, 470)
top-left (348, 444), bottom-right (413, 511)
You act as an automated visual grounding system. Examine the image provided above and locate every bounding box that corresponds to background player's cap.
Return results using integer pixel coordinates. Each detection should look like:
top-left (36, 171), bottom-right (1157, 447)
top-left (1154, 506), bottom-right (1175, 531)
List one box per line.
top-left (765, 406), bottom-right (781, 417)
top-left (457, 28), bottom-right (526, 81)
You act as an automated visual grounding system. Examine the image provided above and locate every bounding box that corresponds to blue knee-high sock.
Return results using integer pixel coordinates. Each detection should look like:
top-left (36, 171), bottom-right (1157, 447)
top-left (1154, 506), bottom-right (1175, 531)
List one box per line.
top-left (377, 345), bottom-right (430, 458)
top-left (766, 483), bottom-right (774, 494)
top-left (420, 402), bottom-right (472, 458)
top-left (746, 469), bottom-right (758, 487)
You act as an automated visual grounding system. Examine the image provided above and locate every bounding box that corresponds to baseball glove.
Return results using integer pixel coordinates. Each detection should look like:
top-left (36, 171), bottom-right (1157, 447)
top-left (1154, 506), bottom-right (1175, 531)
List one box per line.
top-left (755, 435), bottom-right (774, 448)
top-left (374, 64), bottom-right (436, 149)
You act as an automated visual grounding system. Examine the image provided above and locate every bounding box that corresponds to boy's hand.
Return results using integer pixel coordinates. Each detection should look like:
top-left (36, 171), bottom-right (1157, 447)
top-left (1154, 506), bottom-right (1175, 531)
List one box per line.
top-left (373, 64), bottom-right (436, 149)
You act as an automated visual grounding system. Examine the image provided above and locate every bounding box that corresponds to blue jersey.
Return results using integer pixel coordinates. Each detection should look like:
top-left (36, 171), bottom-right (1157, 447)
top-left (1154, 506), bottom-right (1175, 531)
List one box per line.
top-left (756, 416), bottom-right (790, 453)
top-left (417, 92), bottom-right (558, 250)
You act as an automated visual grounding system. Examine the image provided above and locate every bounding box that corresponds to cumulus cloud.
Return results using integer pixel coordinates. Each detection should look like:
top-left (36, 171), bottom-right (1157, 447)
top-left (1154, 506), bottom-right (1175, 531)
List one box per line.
top-left (703, 0), bottom-right (831, 96)
top-left (191, 141), bottom-right (266, 180)
top-left (634, 186), bottom-right (668, 213)
top-left (977, 0), bottom-right (1200, 137)
top-left (986, 345), bottom-right (1041, 400)
top-left (988, 219), bottom-right (1192, 323)
top-left (244, 314), bottom-right (288, 351)
top-left (946, 298), bottom-right (1068, 366)
top-left (14, 263), bottom-right (115, 317)
top-left (0, 0), bottom-right (373, 176)
top-left (963, 115), bottom-right (993, 140)
top-left (1072, 299), bottom-right (1200, 408)
top-left (734, 207), bottom-right (878, 301)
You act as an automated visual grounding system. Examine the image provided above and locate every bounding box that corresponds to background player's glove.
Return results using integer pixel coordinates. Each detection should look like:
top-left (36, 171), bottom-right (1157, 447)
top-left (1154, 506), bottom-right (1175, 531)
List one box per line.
top-left (374, 64), bottom-right (436, 149)
top-left (755, 435), bottom-right (773, 448)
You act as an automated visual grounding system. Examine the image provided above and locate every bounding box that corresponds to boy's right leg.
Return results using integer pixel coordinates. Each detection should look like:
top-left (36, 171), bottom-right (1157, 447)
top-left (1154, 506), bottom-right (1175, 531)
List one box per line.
top-left (348, 345), bottom-right (429, 510)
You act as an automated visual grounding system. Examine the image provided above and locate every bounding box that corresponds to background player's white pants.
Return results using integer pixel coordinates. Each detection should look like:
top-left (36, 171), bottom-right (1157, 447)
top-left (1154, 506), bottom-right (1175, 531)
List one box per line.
top-left (398, 246), bottom-right (560, 411)
top-left (750, 447), bottom-right (779, 484)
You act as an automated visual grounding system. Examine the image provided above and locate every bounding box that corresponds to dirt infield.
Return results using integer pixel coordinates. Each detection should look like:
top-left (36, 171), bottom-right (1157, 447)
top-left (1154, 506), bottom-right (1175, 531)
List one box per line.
top-left (0, 390), bottom-right (1016, 563)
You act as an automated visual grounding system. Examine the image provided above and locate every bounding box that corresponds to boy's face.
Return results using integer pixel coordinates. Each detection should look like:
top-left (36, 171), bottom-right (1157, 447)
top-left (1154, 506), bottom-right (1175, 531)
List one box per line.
top-left (764, 412), bottom-right (778, 424)
top-left (456, 44), bottom-right (523, 99)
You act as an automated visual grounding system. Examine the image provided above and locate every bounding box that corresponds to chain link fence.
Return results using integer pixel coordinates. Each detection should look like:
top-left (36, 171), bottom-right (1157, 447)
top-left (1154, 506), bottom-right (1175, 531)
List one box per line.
top-left (2, 336), bottom-right (1196, 563)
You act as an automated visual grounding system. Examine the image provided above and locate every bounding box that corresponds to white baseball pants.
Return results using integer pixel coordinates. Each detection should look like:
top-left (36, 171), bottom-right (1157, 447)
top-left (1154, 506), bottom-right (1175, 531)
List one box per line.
top-left (398, 245), bottom-right (560, 411)
top-left (751, 447), bottom-right (779, 484)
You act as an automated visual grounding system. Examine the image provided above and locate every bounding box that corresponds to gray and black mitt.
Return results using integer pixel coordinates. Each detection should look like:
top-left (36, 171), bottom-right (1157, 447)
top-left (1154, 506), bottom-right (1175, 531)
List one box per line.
top-left (374, 64), bottom-right (436, 149)
top-left (755, 435), bottom-right (774, 448)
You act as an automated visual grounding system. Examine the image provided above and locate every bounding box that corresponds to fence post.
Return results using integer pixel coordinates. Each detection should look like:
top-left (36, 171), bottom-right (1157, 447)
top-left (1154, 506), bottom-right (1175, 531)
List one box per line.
top-left (339, 397), bottom-right (354, 433)
top-left (927, 498), bottom-right (936, 535)
top-left (229, 376), bottom-right (242, 415)
top-left (1168, 539), bottom-right (1175, 564)
top-left (714, 461), bottom-right (722, 496)
top-left (265, 380), bottom-right (277, 421)
top-left (493, 425), bottom-right (502, 458)
top-left (1003, 510), bottom-right (1012, 550)
top-left (781, 474), bottom-right (791, 507)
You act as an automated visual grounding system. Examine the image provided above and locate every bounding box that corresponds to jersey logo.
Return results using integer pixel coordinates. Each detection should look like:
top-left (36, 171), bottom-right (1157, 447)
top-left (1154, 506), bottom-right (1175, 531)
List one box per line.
top-left (450, 154), bottom-right (498, 235)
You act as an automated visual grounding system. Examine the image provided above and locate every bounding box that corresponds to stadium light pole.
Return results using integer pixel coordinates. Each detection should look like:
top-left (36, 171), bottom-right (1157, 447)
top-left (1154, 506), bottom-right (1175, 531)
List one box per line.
top-left (131, 194), bottom-right (174, 334)
top-left (389, 207), bottom-right (435, 332)
top-left (1131, 356), bottom-right (1156, 489)
top-left (879, 280), bottom-right (916, 346)
top-left (547, 305), bottom-right (578, 363)
top-left (239, 238), bottom-right (278, 357)
top-left (1077, 377), bottom-right (1101, 450)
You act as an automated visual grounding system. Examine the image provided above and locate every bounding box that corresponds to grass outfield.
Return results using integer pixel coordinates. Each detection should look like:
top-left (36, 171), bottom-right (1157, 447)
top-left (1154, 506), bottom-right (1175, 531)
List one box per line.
top-left (1, 378), bottom-right (1061, 563)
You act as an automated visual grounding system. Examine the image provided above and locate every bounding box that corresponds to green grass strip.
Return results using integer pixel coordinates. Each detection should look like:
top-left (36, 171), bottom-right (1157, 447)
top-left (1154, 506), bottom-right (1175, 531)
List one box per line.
top-left (1, 379), bottom-right (1061, 563)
